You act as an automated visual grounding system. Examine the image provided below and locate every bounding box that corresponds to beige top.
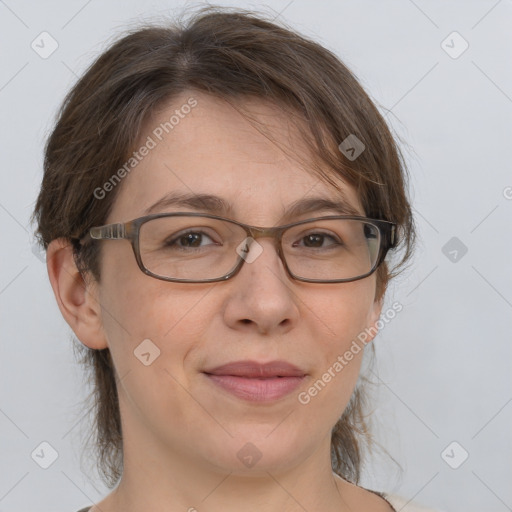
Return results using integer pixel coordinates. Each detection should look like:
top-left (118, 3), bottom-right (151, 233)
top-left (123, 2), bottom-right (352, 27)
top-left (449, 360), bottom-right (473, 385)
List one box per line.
top-left (76, 494), bottom-right (444, 512)
top-left (78, 493), bottom-right (442, 512)
top-left (383, 493), bottom-right (445, 511)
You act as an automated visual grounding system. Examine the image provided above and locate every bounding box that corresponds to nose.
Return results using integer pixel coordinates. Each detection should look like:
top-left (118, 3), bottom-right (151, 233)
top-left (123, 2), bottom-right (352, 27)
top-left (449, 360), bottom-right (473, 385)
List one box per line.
top-left (222, 237), bottom-right (300, 335)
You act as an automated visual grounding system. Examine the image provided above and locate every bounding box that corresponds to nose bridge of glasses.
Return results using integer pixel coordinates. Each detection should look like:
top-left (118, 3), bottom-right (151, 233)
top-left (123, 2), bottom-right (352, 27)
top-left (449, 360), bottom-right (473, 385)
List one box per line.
top-left (229, 225), bottom-right (284, 268)
top-left (247, 225), bottom-right (282, 238)
top-left (245, 225), bottom-right (285, 252)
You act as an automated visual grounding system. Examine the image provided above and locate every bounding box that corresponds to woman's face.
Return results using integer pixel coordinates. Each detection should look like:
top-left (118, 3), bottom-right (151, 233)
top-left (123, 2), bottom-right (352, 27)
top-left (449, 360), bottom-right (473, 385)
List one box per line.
top-left (90, 91), bottom-right (382, 475)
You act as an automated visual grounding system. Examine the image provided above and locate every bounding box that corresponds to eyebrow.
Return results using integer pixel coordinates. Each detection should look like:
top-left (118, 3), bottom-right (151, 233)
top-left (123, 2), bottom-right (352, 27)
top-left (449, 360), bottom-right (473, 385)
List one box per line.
top-left (142, 191), bottom-right (362, 223)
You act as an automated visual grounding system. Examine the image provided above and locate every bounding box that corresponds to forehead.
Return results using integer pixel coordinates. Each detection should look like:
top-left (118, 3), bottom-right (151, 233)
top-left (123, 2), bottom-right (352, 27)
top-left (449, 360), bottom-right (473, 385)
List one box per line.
top-left (107, 91), bottom-right (364, 224)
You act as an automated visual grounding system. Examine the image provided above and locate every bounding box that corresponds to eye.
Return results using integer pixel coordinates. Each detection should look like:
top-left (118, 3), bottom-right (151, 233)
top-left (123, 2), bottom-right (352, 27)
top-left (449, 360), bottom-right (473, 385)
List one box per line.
top-left (294, 232), bottom-right (341, 249)
top-left (165, 230), bottom-right (219, 249)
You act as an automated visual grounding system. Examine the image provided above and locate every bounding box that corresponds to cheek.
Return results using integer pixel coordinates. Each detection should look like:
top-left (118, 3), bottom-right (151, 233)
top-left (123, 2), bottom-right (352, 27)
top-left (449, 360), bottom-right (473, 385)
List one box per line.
top-left (97, 246), bottom-right (211, 375)
top-left (100, 278), bottom-right (209, 359)
top-left (308, 277), bottom-right (378, 351)
top-left (97, 274), bottom-right (212, 424)
top-left (295, 279), bottom-right (377, 421)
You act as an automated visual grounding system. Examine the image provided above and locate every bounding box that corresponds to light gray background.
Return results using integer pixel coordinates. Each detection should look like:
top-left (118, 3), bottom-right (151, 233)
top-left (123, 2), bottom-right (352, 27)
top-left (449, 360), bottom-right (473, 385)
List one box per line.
top-left (1, 1), bottom-right (511, 511)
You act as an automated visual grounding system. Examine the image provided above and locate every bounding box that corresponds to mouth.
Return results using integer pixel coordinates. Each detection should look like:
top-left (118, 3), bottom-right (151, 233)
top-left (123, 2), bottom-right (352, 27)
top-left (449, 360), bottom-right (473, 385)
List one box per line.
top-left (202, 360), bottom-right (307, 402)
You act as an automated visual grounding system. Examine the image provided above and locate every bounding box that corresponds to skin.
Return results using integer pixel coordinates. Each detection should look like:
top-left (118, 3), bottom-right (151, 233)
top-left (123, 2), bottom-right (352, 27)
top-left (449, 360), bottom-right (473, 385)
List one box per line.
top-left (47, 92), bottom-right (393, 512)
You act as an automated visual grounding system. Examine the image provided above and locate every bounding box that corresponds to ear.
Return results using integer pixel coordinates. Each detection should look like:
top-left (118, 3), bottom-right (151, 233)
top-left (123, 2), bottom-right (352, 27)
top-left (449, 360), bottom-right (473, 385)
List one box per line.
top-left (365, 294), bottom-right (384, 344)
top-left (46, 238), bottom-right (108, 350)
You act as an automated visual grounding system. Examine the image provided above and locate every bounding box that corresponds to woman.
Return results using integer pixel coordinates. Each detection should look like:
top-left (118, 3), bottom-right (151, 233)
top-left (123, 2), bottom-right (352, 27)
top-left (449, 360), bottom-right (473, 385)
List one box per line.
top-left (33, 6), bottom-right (443, 512)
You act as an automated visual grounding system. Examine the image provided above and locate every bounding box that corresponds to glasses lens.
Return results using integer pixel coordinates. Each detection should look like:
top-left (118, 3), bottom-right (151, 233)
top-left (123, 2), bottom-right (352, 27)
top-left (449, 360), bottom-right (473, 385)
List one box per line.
top-left (139, 216), bottom-right (244, 281)
top-left (282, 218), bottom-right (381, 281)
top-left (138, 216), bottom-right (382, 282)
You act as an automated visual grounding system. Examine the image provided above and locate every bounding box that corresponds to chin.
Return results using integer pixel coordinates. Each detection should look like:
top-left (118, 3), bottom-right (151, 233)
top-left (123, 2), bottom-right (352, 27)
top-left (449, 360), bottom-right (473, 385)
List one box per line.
top-left (201, 430), bottom-right (309, 476)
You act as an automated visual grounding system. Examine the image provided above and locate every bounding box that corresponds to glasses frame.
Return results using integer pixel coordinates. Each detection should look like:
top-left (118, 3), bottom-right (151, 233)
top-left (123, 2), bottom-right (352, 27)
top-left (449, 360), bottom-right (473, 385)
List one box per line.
top-left (80, 212), bottom-right (397, 284)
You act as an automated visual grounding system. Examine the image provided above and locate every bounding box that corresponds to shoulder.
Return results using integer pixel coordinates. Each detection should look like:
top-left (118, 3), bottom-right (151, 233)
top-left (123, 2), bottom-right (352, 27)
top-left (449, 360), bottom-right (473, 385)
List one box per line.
top-left (334, 477), bottom-right (396, 511)
top-left (382, 493), bottom-right (447, 512)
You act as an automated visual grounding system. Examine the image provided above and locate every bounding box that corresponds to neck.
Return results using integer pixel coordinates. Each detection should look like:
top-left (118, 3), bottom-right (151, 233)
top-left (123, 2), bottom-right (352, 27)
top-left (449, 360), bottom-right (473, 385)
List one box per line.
top-left (103, 408), bottom-right (357, 512)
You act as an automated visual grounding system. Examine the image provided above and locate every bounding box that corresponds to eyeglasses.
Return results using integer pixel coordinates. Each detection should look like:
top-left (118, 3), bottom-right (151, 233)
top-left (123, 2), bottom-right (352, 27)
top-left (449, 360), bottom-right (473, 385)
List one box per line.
top-left (80, 212), bottom-right (397, 283)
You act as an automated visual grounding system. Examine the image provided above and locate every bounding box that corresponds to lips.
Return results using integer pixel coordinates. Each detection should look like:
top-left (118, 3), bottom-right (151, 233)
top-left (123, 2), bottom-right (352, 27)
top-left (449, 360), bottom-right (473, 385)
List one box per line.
top-left (203, 360), bottom-right (307, 402)
top-left (203, 360), bottom-right (307, 378)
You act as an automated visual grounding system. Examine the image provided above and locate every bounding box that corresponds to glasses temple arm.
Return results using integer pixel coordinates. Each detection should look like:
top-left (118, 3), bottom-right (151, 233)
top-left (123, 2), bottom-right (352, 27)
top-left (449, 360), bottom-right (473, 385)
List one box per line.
top-left (90, 223), bottom-right (126, 240)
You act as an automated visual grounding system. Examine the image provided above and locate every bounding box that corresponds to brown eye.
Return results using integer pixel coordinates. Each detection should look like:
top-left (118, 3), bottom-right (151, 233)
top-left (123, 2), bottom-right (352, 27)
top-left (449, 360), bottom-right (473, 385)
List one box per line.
top-left (164, 230), bottom-right (218, 250)
top-left (299, 233), bottom-right (340, 248)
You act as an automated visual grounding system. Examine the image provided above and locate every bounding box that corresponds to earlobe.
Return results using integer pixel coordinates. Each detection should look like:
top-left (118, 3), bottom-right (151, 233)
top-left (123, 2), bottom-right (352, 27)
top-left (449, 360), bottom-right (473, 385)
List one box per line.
top-left (46, 238), bottom-right (108, 350)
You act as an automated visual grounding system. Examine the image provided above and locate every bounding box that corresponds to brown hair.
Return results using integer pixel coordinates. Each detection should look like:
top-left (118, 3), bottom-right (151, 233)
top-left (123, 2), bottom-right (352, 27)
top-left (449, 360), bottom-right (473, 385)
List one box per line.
top-left (32, 5), bottom-right (414, 488)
